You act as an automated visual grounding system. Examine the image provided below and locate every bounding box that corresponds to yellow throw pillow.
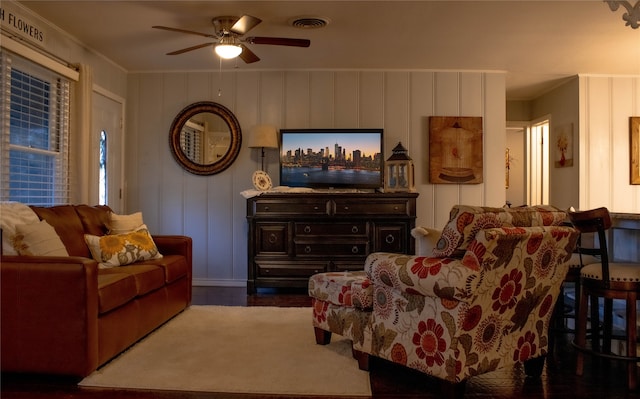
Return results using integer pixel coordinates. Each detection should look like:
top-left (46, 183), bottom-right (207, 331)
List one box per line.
top-left (84, 226), bottom-right (162, 268)
top-left (107, 211), bottom-right (144, 235)
top-left (14, 220), bottom-right (69, 256)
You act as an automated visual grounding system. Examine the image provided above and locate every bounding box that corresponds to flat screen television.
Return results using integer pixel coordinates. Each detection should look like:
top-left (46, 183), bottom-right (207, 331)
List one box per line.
top-left (279, 128), bottom-right (384, 189)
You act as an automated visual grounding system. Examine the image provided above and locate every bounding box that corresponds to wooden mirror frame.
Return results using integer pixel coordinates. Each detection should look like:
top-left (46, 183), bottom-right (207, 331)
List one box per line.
top-left (169, 101), bottom-right (242, 175)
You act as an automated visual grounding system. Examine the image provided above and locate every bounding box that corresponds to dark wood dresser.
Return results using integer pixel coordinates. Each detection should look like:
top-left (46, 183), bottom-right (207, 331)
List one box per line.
top-left (246, 192), bottom-right (418, 293)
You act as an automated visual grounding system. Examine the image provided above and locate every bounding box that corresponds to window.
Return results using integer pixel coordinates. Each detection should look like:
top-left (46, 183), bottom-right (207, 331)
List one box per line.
top-left (99, 130), bottom-right (107, 205)
top-left (0, 50), bottom-right (71, 206)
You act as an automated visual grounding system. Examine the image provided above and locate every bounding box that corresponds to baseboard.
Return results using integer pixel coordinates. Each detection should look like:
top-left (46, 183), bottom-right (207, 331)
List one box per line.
top-left (192, 278), bottom-right (247, 287)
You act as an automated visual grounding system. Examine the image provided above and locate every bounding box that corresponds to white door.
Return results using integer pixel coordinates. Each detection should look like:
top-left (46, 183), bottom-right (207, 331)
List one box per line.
top-left (92, 91), bottom-right (124, 213)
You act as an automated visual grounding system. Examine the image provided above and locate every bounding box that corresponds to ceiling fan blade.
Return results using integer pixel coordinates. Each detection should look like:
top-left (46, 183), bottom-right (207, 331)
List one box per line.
top-left (245, 37), bottom-right (310, 47)
top-left (230, 14), bottom-right (262, 35)
top-left (166, 42), bottom-right (214, 55)
top-left (239, 44), bottom-right (260, 64)
top-left (152, 25), bottom-right (216, 38)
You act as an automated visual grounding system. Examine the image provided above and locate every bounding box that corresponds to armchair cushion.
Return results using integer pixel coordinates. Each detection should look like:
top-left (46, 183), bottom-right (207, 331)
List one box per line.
top-left (309, 271), bottom-right (373, 309)
top-left (432, 205), bottom-right (567, 258)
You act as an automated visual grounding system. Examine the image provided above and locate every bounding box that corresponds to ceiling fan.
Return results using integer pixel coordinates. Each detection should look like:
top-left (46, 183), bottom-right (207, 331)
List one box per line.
top-left (152, 14), bottom-right (311, 64)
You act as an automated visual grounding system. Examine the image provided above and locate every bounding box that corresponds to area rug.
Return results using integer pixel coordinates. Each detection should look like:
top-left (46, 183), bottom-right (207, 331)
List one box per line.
top-left (79, 305), bottom-right (372, 396)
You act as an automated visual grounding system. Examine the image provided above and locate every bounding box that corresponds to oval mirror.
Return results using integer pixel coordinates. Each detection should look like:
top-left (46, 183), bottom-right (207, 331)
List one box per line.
top-left (169, 101), bottom-right (242, 175)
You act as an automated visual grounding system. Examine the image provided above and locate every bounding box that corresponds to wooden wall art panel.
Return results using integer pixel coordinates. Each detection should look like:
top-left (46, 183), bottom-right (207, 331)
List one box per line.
top-left (429, 116), bottom-right (483, 184)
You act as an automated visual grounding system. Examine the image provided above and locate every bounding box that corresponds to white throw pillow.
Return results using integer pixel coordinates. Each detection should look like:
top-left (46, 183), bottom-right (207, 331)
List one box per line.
top-left (13, 220), bottom-right (69, 256)
top-left (0, 201), bottom-right (40, 255)
top-left (108, 211), bottom-right (144, 234)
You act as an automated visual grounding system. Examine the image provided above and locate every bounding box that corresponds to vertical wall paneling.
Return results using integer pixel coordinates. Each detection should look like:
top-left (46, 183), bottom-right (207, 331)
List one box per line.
top-left (586, 77), bottom-right (613, 208)
top-left (284, 71), bottom-right (311, 128)
top-left (383, 72), bottom-right (411, 154)
top-left (359, 71), bottom-right (385, 128)
top-left (310, 72), bottom-right (335, 127)
top-left (128, 69), bottom-right (507, 285)
top-left (483, 73), bottom-right (507, 207)
top-left (184, 72), bottom-right (213, 279)
top-left (409, 72), bottom-right (436, 228)
top-left (334, 72), bottom-right (360, 127)
top-left (232, 72), bottom-right (261, 282)
top-left (611, 77), bottom-right (633, 212)
top-left (579, 75), bottom-right (640, 213)
top-left (433, 72), bottom-right (463, 225)
top-left (133, 74), bottom-right (165, 231)
top-left (160, 74), bottom-right (188, 234)
top-left (459, 73), bottom-right (486, 206)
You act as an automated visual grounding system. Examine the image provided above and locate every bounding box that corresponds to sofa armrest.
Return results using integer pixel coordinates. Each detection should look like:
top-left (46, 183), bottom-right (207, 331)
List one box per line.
top-left (1, 255), bottom-right (100, 376)
top-left (153, 235), bottom-right (192, 260)
top-left (364, 252), bottom-right (478, 301)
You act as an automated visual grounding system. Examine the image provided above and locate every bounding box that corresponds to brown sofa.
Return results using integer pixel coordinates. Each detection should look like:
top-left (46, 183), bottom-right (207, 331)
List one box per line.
top-left (1, 204), bottom-right (192, 377)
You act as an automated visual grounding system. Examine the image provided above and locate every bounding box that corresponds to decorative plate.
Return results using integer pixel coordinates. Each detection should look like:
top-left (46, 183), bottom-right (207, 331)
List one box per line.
top-left (252, 170), bottom-right (272, 191)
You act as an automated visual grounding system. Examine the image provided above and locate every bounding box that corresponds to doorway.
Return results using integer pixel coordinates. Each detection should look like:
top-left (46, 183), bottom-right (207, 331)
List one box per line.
top-left (506, 119), bottom-right (549, 207)
top-left (92, 89), bottom-right (124, 213)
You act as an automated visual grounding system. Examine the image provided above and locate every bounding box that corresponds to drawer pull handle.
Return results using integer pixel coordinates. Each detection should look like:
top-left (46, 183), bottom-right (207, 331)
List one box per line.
top-left (394, 206), bottom-right (399, 211)
top-left (351, 246), bottom-right (359, 254)
top-left (305, 245), bottom-right (312, 254)
top-left (344, 206), bottom-right (349, 210)
top-left (314, 269), bottom-right (319, 274)
top-left (351, 226), bottom-right (359, 233)
top-left (385, 234), bottom-right (395, 244)
top-left (264, 206), bottom-right (270, 211)
top-left (304, 225), bottom-right (311, 233)
top-left (268, 234), bottom-right (278, 244)
top-left (313, 206), bottom-right (319, 211)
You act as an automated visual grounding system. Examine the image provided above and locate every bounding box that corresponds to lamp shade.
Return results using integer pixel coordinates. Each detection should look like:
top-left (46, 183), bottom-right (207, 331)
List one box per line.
top-left (248, 125), bottom-right (279, 149)
top-left (215, 44), bottom-right (242, 59)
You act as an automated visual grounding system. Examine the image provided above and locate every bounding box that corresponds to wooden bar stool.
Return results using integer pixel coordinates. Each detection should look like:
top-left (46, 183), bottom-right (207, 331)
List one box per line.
top-left (568, 207), bottom-right (640, 390)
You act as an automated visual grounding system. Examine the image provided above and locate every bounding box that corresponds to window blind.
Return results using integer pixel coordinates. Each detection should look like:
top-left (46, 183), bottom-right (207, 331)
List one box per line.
top-left (0, 50), bottom-right (71, 205)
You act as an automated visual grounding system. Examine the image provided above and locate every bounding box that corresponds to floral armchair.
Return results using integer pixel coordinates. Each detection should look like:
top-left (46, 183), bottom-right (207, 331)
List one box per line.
top-left (309, 205), bottom-right (579, 398)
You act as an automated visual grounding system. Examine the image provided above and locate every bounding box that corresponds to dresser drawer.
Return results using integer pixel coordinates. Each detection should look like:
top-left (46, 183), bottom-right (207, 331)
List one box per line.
top-left (332, 199), bottom-right (409, 216)
top-left (254, 200), bottom-right (328, 215)
top-left (255, 261), bottom-right (327, 277)
top-left (294, 241), bottom-right (369, 257)
top-left (295, 222), bottom-right (367, 236)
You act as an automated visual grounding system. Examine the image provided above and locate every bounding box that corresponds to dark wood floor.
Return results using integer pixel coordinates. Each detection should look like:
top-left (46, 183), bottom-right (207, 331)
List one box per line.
top-left (2, 286), bottom-right (638, 399)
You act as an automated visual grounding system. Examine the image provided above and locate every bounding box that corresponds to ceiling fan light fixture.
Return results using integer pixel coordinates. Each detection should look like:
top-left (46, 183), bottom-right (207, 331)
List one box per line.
top-left (215, 44), bottom-right (242, 59)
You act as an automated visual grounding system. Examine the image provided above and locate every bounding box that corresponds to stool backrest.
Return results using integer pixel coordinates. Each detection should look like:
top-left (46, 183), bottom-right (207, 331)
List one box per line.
top-left (568, 207), bottom-right (611, 286)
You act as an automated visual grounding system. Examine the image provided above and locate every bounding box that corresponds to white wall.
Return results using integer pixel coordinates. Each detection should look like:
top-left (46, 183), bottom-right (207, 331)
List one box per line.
top-left (578, 75), bottom-right (640, 213)
top-left (531, 77), bottom-right (580, 210)
top-left (126, 70), bottom-right (506, 286)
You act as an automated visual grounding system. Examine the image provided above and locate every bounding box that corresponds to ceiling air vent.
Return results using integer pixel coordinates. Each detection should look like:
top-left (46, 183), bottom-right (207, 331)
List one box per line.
top-left (290, 16), bottom-right (330, 29)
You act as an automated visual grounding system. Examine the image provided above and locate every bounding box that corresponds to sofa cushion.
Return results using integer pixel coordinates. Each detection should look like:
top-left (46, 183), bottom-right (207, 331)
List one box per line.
top-left (84, 227), bottom-right (162, 268)
top-left (97, 273), bottom-right (137, 314)
top-left (432, 205), bottom-right (566, 258)
top-left (75, 205), bottom-right (111, 237)
top-left (142, 254), bottom-right (188, 283)
top-left (308, 271), bottom-right (373, 310)
top-left (107, 212), bottom-right (144, 234)
top-left (99, 264), bottom-right (165, 296)
top-left (30, 205), bottom-right (89, 257)
top-left (13, 220), bottom-right (69, 256)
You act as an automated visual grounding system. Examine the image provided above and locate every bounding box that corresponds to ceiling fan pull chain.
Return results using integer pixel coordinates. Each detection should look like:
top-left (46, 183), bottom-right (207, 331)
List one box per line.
top-left (218, 57), bottom-right (223, 97)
